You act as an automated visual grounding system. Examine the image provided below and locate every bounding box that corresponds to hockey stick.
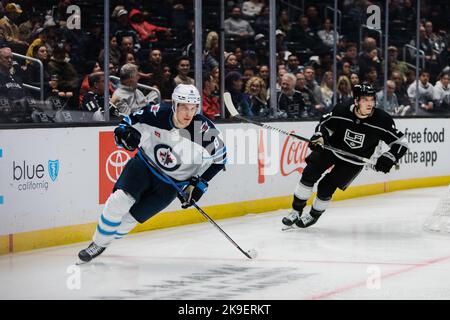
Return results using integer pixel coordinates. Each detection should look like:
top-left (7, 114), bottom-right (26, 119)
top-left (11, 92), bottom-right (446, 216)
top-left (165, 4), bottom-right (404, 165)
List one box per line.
top-left (223, 92), bottom-right (376, 166)
top-left (137, 147), bottom-right (257, 260)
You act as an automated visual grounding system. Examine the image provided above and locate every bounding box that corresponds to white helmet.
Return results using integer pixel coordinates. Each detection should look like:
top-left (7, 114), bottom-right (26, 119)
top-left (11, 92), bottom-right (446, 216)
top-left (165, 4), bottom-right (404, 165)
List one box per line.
top-left (171, 84), bottom-right (201, 113)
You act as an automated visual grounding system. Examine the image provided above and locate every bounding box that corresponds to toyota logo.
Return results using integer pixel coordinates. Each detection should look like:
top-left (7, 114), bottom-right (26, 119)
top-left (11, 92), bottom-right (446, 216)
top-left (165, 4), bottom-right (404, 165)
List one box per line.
top-left (106, 150), bottom-right (131, 183)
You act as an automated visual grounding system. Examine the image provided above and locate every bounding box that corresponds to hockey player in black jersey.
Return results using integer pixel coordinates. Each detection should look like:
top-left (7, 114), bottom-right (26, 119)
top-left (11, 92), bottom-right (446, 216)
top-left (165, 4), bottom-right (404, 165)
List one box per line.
top-left (282, 84), bottom-right (408, 229)
top-left (78, 84), bottom-right (227, 262)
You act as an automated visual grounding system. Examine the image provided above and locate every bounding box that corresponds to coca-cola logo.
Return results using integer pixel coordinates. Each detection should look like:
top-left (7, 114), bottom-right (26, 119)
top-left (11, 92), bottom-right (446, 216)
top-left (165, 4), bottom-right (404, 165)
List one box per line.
top-left (280, 132), bottom-right (310, 176)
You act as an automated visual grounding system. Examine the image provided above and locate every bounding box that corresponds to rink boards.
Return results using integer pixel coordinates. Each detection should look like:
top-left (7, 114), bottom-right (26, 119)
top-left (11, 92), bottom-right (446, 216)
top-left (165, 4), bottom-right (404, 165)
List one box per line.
top-left (0, 118), bottom-right (449, 254)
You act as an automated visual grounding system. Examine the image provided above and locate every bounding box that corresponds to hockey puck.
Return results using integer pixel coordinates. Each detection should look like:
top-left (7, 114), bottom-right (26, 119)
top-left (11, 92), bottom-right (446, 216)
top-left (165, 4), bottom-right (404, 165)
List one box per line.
top-left (247, 249), bottom-right (258, 259)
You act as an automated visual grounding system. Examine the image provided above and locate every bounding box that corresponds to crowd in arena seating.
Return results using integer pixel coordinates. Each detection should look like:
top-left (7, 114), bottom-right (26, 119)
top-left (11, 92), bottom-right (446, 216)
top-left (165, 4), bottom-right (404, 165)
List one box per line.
top-left (0, 0), bottom-right (450, 124)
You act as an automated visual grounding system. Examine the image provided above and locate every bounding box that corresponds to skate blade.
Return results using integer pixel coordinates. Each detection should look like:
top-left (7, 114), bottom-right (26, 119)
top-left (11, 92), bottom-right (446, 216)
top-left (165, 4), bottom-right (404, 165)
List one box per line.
top-left (75, 260), bottom-right (90, 265)
top-left (281, 225), bottom-right (298, 231)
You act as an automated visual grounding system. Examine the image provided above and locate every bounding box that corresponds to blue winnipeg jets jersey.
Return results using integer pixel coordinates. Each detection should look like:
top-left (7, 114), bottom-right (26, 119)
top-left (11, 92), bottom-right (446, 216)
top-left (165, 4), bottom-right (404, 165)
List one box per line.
top-left (121, 103), bottom-right (227, 182)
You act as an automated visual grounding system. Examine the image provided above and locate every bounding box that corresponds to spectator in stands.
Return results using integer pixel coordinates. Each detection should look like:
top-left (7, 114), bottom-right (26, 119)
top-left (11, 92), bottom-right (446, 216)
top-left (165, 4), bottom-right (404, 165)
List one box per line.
top-left (243, 68), bottom-right (255, 83)
top-left (120, 52), bottom-right (138, 68)
top-left (82, 71), bottom-right (119, 121)
top-left (140, 48), bottom-right (163, 86)
top-left (225, 53), bottom-right (241, 75)
top-left (225, 71), bottom-right (253, 116)
top-left (338, 59), bottom-right (352, 78)
top-left (407, 70), bottom-right (434, 114)
top-left (288, 15), bottom-right (318, 52)
top-left (242, 0), bottom-right (264, 18)
top-left (254, 6), bottom-right (270, 34)
top-left (320, 71), bottom-right (334, 112)
top-left (360, 37), bottom-right (378, 57)
top-left (0, 3), bottom-right (28, 54)
top-left (349, 72), bottom-right (360, 88)
top-left (376, 80), bottom-right (399, 115)
top-left (258, 65), bottom-right (269, 88)
top-left (98, 35), bottom-right (121, 67)
top-left (158, 64), bottom-right (174, 107)
top-left (202, 72), bottom-right (220, 120)
top-left (358, 46), bottom-right (382, 83)
top-left (41, 16), bottom-right (58, 52)
top-left (286, 54), bottom-right (303, 74)
top-left (120, 35), bottom-right (135, 57)
top-left (234, 47), bottom-right (243, 64)
top-left (110, 63), bottom-right (147, 116)
top-left (129, 9), bottom-right (170, 46)
top-left (332, 76), bottom-right (353, 106)
top-left (364, 66), bottom-right (382, 92)
top-left (400, 0), bottom-right (416, 32)
top-left (18, 12), bottom-right (43, 44)
top-left (275, 67), bottom-right (287, 93)
top-left (387, 46), bottom-right (408, 79)
top-left (277, 73), bottom-right (305, 119)
top-left (209, 65), bottom-right (220, 96)
top-left (26, 44), bottom-right (52, 98)
top-left (276, 29), bottom-right (291, 62)
top-left (254, 34), bottom-right (269, 66)
top-left (47, 45), bottom-right (79, 104)
top-left (425, 21), bottom-right (444, 53)
top-left (171, 3), bottom-right (190, 32)
top-left (305, 5), bottom-right (322, 32)
top-left (224, 6), bottom-right (255, 42)
top-left (317, 18), bottom-right (338, 50)
top-left (0, 44), bottom-right (29, 123)
top-left (79, 61), bottom-right (103, 107)
top-left (295, 72), bottom-right (321, 117)
top-left (244, 76), bottom-right (268, 116)
top-left (409, 25), bottom-right (439, 78)
top-left (26, 27), bottom-right (47, 60)
top-left (304, 66), bottom-right (324, 111)
top-left (341, 43), bottom-right (360, 76)
top-left (432, 72), bottom-right (450, 113)
top-left (181, 20), bottom-right (195, 59)
top-left (113, 9), bottom-right (140, 52)
top-left (173, 56), bottom-right (194, 86)
top-left (241, 50), bottom-right (258, 73)
top-left (391, 71), bottom-right (411, 112)
top-left (204, 31), bottom-right (220, 70)
top-left (81, 72), bottom-right (105, 112)
top-left (277, 9), bottom-right (291, 35)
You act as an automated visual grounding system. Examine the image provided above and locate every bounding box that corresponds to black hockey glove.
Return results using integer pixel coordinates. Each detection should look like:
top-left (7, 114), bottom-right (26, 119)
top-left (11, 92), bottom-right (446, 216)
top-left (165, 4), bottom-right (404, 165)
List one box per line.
top-left (308, 132), bottom-right (325, 152)
top-left (375, 152), bottom-right (396, 174)
top-left (114, 124), bottom-right (141, 151)
top-left (178, 176), bottom-right (209, 209)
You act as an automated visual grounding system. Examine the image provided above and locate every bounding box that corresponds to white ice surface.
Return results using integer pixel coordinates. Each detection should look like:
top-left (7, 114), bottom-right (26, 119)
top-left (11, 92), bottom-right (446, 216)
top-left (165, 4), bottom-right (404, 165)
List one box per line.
top-left (1, 186), bottom-right (450, 300)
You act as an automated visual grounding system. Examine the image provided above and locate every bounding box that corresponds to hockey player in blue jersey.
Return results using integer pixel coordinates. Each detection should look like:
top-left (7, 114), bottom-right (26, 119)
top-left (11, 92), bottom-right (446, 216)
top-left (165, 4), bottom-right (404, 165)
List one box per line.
top-left (78, 84), bottom-right (227, 262)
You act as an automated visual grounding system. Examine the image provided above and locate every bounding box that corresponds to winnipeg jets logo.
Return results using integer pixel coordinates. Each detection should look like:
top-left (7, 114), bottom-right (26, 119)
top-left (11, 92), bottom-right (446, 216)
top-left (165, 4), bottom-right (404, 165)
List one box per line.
top-left (154, 144), bottom-right (181, 171)
top-left (344, 129), bottom-right (365, 149)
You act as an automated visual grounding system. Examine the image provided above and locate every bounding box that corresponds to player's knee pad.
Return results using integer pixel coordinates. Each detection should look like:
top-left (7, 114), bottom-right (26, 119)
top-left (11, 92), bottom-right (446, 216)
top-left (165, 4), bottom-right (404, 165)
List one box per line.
top-left (294, 181), bottom-right (313, 200)
top-left (312, 196), bottom-right (331, 213)
top-left (103, 189), bottom-right (136, 221)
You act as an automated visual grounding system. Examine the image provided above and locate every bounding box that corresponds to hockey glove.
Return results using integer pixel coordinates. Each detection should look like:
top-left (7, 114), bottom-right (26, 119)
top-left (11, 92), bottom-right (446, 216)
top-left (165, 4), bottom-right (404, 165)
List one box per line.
top-left (375, 152), bottom-right (396, 174)
top-left (308, 132), bottom-right (325, 152)
top-left (114, 124), bottom-right (141, 151)
top-left (178, 176), bottom-right (208, 209)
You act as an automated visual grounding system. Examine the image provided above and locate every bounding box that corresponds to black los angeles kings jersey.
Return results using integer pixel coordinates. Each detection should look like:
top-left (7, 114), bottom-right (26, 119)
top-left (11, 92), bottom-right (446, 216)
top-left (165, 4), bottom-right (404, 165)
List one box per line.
top-left (316, 104), bottom-right (408, 164)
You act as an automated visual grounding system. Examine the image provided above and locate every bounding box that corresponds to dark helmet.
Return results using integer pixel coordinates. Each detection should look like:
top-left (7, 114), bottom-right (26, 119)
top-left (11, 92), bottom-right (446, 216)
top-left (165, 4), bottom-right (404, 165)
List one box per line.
top-left (353, 83), bottom-right (376, 100)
